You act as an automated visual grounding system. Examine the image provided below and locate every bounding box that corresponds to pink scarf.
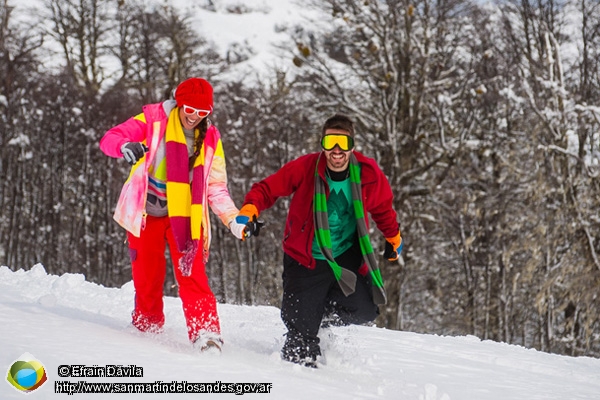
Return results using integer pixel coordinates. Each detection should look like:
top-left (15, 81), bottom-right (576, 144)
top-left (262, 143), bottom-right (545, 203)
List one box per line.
top-left (165, 108), bottom-right (204, 276)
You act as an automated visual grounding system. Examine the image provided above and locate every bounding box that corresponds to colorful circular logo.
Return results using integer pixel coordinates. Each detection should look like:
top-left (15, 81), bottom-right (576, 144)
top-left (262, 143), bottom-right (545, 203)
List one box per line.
top-left (6, 353), bottom-right (48, 393)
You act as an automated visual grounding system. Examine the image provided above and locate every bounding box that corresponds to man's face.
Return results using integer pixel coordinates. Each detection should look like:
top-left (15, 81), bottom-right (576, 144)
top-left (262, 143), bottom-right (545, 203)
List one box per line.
top-left (322, 128), bottom-right (354, 171)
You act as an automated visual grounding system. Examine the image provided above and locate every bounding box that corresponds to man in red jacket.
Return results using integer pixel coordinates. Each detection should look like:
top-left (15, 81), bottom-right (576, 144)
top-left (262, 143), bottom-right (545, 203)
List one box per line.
top-left (237, 114), bottom-right (402, 367)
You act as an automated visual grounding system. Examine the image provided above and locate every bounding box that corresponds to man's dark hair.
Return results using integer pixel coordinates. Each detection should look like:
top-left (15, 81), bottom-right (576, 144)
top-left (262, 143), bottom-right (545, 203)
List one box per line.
top-left (321, 114), bottom-right (354, 137)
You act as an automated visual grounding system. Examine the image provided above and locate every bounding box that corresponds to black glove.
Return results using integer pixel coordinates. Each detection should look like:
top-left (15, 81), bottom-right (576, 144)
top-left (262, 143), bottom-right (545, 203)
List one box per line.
top-left (383, 239), bottom-right (403, 261)
top-left (120, 142), bottom-right (148, 165)
top-left (244, 216), bottom-right (265, 239)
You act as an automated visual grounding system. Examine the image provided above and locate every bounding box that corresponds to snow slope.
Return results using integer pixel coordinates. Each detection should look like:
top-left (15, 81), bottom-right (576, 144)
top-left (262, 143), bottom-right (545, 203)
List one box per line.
top-left (4, 2), bottom-right (599, 398)
top-left (1, 264), bottom-right (599, 399)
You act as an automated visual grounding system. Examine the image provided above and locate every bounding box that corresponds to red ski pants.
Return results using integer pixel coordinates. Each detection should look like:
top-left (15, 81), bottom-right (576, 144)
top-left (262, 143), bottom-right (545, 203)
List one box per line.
top-left (126, 215), bottom-right (220, 342)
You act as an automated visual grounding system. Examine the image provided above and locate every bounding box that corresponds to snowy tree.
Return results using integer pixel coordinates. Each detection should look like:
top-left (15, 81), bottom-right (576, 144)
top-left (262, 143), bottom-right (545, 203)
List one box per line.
top-left (2, 0), bottom-right (600, 357)
top-left (285, 0), bottom-right (483, 330)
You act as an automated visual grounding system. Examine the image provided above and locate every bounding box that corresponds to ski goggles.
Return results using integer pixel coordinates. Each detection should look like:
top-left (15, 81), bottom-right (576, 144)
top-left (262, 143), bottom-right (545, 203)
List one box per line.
top-left (321, 134), bottom-right (354, 151)
top-left (182, 105), bottom-right (211, 118)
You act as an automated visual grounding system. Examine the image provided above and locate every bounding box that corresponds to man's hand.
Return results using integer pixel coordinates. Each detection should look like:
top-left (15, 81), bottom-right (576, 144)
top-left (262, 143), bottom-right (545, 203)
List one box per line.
top-left (235, 204), bottom-right (263, 239)
top-left (383, 232), bottom-right (403, 261)
top-left (243, 215), bottom-right (264, 239)
top-left (236, 204), bottom-right (258, 226)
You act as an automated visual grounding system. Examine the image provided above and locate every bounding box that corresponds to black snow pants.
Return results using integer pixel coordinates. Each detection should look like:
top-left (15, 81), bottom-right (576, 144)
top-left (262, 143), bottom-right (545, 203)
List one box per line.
top-left (280, 244), bottom-right (379, 362)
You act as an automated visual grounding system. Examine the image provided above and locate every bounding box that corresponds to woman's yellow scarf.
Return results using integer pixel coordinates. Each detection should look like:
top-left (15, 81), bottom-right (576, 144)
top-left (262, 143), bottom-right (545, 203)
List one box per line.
top-left (165, 108), bottom-right (204, 276)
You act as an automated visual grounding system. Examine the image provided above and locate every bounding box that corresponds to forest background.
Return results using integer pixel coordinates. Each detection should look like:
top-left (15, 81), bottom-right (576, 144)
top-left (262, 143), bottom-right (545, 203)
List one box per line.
top-left (1, 0), bottom-right (599, 358)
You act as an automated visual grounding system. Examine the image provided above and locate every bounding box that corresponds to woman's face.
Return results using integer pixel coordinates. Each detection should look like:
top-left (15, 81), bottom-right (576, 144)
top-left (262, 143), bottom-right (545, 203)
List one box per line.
top-left (179, 105), bottom-right (210, 130)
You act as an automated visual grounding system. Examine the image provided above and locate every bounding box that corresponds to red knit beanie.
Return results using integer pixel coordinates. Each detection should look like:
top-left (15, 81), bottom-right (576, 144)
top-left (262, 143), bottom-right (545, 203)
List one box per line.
top-left (174, 78), bottom-right (214, 112)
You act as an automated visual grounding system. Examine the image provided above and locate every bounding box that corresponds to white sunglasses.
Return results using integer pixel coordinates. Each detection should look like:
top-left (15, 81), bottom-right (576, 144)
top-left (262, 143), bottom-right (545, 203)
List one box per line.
top-left (182, 105), bottom-right (211, 118)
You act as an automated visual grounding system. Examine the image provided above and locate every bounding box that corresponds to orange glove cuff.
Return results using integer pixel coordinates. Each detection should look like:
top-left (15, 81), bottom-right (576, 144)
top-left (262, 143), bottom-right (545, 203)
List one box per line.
top-left (386, 232), bottom-right (402, 250)
top-left (239, 204), bottom-right (259, 219)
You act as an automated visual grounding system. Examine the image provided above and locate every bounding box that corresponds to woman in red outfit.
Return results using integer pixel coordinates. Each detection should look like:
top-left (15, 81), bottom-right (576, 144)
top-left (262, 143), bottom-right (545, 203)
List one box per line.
top-left (100, 78), bottom-right (246, 351)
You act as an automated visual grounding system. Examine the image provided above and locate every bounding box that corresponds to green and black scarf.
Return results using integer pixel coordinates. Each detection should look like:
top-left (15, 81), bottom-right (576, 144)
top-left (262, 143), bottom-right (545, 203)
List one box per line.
top-left (313, 153), bottom-right (387, 305)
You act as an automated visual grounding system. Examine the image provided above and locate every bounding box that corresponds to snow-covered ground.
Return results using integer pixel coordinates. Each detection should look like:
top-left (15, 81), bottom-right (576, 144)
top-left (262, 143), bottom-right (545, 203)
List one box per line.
top-left (1, 264), bottom-right (599, 399)
top-left (4, 1), bottom-right (600, 399)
